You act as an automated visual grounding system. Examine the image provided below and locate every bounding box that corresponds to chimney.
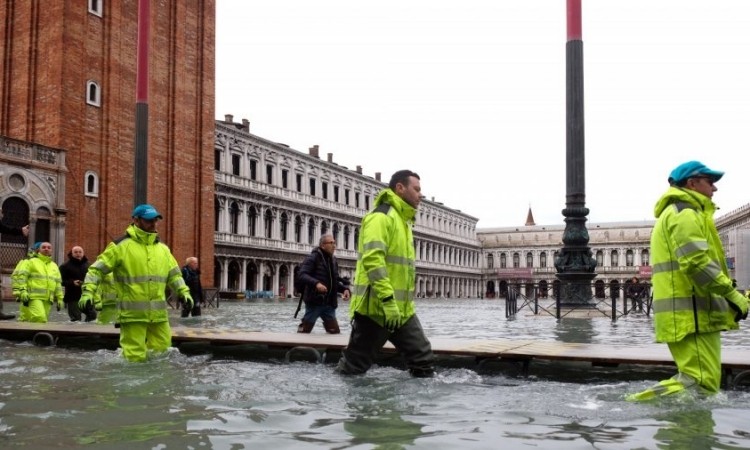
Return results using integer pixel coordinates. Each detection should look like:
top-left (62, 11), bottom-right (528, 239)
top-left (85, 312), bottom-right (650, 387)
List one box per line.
top-left (356, 165), bottom-right (362, 174)
top-left (224, 114), bottom-right (234, 123)
top-left (242, 119), bottom-right (250, 132)
top-left (375, 172), bottom-right (381, 182)
top-left (327, 153), bottom-right (333, 162)
top-left (309, 145), bottom-right (319, 158)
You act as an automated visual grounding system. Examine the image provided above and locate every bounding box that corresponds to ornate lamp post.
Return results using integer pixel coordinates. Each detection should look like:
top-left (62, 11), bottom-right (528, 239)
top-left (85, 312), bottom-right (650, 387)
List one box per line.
top-left (554, 0), bottom-right (598, 306)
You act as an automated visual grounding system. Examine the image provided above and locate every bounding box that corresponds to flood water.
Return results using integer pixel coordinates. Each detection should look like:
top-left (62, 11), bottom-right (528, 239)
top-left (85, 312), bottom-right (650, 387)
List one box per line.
top-left (2, 298), bottom-right (750, 449)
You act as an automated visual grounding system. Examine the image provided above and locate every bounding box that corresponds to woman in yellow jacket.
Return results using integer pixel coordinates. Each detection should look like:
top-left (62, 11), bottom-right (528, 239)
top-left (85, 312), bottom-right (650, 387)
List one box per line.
top-left (80, 204), bottom-right (192, 362)
top-left (628, 161), bottom-right (747, 401)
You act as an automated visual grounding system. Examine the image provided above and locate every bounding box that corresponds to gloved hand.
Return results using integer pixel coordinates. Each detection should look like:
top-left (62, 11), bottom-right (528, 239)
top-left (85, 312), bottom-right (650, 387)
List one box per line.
top-left (726, 293), bottom-right (748, 322)
top-left (18, 292), bottom-right (29, 307)
top-left (381, 297), bottom-right (402, 331)
top-left (57, 299), bottom-right (63, 312)
top-left (79, 292), bottom-right (93, 311)
top-left (181, 294), bottom-right (194, 311)
top-left (93, 300), bottom-right (102, 312)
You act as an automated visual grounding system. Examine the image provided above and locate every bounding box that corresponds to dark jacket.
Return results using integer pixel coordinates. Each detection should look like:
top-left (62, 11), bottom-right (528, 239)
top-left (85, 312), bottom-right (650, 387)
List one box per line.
top-left (182, 265), bottom-right (203, 302)
top-left (297, 248), bottom-right (348, 307)
top-left (59, 253), bottom-right (89, 304)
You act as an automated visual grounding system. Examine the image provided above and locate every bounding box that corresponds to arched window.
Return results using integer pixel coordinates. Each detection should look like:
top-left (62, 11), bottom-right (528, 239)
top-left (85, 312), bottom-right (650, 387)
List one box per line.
top-left (264, 209), bottom-right (273, 238)
top-left (526, 252), bottom-right (533, 268)
top-left (229, 202), bottom-right (239, 234)
top-left (596, 250), bottom-right (604, 267)
top-left (86, 80), bottom-right (101, 106)
top-left (641, 249), bottom-right (650, 266)
top-left (332, 223), bottom-right (339, 243)
top-left (321, 220), bottom-right (328, 236)
top-left (280, 213), bottom-right (289, 241)
top-left (343, 225), bottom-right (350, 250)
top-left (307, 218), bottom-right (315, 244)
top-left (513, 253), bottom-right (520, 268)
top-left (84, 171), bottom-right (99, 197)
top-left (294, 216), bottom-right (302, 243)
top-left (248, 205), bottom-right (257, 236)
top-left (500, 253), bottom-right (507, 269)
top-left (487, 253), bottom-right (494, 269)
top-left (611, 250), bottom-right (619, 267)
top-left (626, 249), bottom-right (634, 267)
top-left (540, 252), bottom-right (547, 268)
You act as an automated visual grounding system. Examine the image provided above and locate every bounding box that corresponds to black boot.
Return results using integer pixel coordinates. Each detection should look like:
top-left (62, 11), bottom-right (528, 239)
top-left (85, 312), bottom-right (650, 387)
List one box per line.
top-left (0, 312), bottom-right (15, 320)
top-left (323, 318), bottom-right (340, 334)
top-left (297, 321), bottom-right (314, 333)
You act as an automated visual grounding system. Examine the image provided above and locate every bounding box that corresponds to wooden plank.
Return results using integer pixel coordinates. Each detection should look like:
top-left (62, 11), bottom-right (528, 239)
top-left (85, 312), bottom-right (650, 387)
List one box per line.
top-left (1, 321), bottom-right (749, 371)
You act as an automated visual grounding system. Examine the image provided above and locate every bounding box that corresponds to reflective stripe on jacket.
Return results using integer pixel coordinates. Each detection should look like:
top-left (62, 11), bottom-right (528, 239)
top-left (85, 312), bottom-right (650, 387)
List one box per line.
top-left (82, 224), bottom-right (189, 324)
top-left (650, 186), bottom-right (742, 342)
top-left (349, 189), bottom-right (417, 327)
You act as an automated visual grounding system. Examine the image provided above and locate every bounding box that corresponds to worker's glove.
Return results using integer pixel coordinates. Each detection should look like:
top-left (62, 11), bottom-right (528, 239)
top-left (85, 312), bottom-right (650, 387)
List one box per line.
top-left (93, 299), bottom-right (103, 312)
top-left (18, 292), bottom-right (29, 307)
top-left (79, 293), bottom-right (93, 311)
top-left (381, 296), bottom-right (402, 331)
top-left (726, 294), bottom-right (748, 322)
top-left (181, 294), bottom-right (194, 311)
top-left (57, 300), bottom-right (63, 312)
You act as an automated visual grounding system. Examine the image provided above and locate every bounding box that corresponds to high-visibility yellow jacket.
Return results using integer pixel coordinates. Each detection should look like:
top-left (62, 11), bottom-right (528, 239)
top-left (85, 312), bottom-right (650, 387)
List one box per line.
top-left (83, 224), bottom-right (189, 324)
top-left (651, 186), bottom-right (746, 342)
top-left (349, 189), bottom-right (417, 327)
top-left (11, 253), bottom-right (63, 304)
top-left (93, 272), bottom-right (117, 310)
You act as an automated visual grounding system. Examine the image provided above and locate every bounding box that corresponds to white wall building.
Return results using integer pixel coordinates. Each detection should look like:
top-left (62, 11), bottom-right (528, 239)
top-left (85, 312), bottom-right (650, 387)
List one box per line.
top-left (212, 116), bottom-right (750, 299)
top-left (213, 116), bottom-right (482, 298)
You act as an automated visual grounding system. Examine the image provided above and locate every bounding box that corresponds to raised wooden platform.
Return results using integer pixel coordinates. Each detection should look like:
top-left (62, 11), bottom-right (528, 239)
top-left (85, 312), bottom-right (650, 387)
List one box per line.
top-left (2, 321), bottom-right (749, 386)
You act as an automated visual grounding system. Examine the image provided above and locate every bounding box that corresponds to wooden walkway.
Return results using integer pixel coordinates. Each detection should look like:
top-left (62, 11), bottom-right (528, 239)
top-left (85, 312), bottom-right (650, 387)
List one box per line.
top-left (2, 321), bottom-right (749, 387)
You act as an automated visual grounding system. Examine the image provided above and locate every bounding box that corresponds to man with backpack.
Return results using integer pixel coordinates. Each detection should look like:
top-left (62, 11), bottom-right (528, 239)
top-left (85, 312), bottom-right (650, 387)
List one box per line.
top-left (295, 233), bottom-right (350, 334)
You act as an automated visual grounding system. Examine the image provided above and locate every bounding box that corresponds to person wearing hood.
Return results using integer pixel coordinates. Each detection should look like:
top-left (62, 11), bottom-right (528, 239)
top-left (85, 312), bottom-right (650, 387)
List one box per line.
top-left (79, 204), bottom-right (193, 362)
top-left (627, 161), bottom-right (748, 401)
top-left (59, 245), bottom-right (96, 322)
top-left (336, 170), bottom-right (435, 377)
top-left (11, 241), bottom-right (63, 323)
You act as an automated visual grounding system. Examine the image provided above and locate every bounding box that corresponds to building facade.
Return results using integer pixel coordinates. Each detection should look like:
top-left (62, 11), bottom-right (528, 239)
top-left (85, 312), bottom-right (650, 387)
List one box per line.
top-left (1, 1), bottom-right (216, 295)
top-left (212, 116), bottom-right (483, 299)
top-left (477, 220), bottom-right (654, 299)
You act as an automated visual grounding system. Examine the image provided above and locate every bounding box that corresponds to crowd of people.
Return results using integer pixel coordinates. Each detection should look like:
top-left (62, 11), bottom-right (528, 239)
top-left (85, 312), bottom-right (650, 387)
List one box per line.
top-left (3, 203), bottom-right (205, 362)
top-left (3, 163), bottom-right (749, 396)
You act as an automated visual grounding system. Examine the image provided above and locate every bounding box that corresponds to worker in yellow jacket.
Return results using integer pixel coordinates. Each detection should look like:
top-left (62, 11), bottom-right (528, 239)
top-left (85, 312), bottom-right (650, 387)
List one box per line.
top-left (12, 242), bottom-right (63, 323)
top-left (80, 204), bottom-right (193, 362)
top-left (628, 161), bottom-right (748, 401)
top-left (336, 170), bottom-right (434, 377)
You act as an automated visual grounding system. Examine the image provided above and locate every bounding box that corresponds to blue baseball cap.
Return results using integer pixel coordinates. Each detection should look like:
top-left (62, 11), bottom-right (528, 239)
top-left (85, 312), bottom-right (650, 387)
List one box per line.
top-left (668, 161), bottom-right (724, 185)
top-left (131, 204), bottom-right (163, 220)
top-left (32, 241), bottom-right (42, 250)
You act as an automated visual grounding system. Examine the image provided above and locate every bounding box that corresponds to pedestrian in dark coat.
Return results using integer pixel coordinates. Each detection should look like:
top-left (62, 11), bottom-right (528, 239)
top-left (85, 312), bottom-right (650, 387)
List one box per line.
top-left (181, 257), bottom-right (203, 317)
top-left (296, 233), bottom-right (350, 333)
top-left (59, 246), bottom-right (96, 322)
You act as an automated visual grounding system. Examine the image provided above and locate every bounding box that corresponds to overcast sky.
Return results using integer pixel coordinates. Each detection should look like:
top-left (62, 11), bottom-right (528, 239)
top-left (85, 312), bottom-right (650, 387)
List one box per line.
top-left (216, 0), bottom-right (750, 228)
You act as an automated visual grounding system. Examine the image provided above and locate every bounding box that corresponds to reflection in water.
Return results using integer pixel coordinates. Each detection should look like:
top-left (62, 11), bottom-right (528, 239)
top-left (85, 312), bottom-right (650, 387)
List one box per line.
top-left (653, 408), bottom-right (716, 449)
top-left (2, 299), bottom-right (750, 449)
top-left (555, 318), bottom-right (596, 343)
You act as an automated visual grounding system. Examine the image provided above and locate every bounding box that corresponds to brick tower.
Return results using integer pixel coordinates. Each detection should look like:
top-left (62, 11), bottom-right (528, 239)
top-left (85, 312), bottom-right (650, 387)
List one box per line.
top-left (0, 1), bottom-right (215, 279)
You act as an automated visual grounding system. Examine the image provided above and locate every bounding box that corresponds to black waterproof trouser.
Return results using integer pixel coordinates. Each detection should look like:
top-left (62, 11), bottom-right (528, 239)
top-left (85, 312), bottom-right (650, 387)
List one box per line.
top-left (336, 313), bottom-right (435, 377)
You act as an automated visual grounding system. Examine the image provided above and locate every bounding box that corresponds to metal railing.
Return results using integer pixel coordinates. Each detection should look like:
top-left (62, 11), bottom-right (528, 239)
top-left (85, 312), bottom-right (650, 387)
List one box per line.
top-left (504, 282), bottom-right (652, 322)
